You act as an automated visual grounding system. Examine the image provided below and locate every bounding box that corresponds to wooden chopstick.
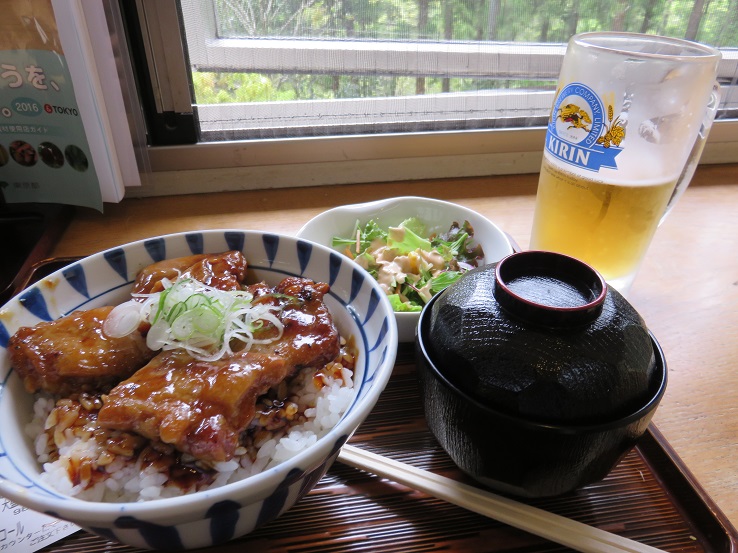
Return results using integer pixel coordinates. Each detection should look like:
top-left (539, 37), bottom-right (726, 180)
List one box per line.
top-left (337, 444), bottom-right (667, 553)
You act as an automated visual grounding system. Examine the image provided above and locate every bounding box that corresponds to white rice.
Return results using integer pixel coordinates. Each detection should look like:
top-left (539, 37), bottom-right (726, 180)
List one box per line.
top-left (27, 357), bottom-right (356, 503)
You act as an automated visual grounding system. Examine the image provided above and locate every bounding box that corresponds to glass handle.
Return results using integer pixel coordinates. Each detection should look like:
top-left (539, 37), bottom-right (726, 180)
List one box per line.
top-left (660, 81), bottom-right (721, 225)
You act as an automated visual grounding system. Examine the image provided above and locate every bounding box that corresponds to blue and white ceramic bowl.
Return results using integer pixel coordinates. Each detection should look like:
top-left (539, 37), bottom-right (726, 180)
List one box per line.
top-left (0, 230), bottom-right (398, 550)
top-left (297, 196), bottom-right (516, 342)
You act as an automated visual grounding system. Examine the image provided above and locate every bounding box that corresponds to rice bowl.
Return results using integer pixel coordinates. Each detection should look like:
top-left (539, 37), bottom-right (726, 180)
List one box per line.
top-left (0, 230), bottom-right (398, 550)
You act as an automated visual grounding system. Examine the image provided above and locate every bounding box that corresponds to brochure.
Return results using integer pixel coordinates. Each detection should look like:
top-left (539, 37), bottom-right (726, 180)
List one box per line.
top-left (0, 0), bottom-right (139, 212)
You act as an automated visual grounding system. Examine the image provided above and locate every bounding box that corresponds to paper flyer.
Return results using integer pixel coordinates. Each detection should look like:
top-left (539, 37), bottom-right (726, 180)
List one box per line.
top-left (1, 498), bottom-right (79, 553)
top-left (0, 48), bottom-right (104, 210)
top-left (0, 0), bottom-right (112, 211)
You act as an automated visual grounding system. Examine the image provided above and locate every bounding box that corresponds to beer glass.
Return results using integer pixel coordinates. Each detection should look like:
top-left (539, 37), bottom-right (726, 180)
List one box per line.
top-left (530, 32), bottom-right (721, 293)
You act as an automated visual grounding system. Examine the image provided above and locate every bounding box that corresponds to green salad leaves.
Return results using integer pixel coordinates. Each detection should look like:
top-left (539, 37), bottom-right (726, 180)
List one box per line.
top-left (332, 217), bottom-right (484, 312)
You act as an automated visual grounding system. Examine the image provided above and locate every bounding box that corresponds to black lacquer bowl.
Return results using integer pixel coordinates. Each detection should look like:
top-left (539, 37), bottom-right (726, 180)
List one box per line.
top-left (415, 250), bottom-right (667, 498)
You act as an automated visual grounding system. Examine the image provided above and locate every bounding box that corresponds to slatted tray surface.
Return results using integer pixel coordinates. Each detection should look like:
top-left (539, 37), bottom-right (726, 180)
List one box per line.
top-left (37, 349), bottom-right (736, 553)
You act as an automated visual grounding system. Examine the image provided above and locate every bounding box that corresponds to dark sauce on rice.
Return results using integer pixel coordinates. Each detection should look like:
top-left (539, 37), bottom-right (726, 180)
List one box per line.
top-left (32, 341), bottom-right (357, 501)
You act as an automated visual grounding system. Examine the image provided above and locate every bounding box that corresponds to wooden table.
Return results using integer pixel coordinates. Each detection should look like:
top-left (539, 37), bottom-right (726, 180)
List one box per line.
top-left (51, 163), bottom-right (738, 534)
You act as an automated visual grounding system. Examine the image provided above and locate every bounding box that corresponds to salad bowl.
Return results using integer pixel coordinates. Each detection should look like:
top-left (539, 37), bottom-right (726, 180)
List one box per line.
top-left (297, 196), bottom-right (515, 342)
top-left (0, 230), bottom-right (398, 550)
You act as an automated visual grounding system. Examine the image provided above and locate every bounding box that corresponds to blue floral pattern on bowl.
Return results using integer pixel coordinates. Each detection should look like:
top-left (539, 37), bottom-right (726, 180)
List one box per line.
top-left (0, 230), bottom-right (398, 550)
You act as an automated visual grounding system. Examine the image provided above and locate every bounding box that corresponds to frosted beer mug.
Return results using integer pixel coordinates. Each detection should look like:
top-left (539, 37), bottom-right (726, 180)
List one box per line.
top-left (530, 32), bottom-right (721, 293)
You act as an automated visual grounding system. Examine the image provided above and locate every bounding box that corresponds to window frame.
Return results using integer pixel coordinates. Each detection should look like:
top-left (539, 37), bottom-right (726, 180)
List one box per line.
top-left (125, 0), bottom-right (738, 197)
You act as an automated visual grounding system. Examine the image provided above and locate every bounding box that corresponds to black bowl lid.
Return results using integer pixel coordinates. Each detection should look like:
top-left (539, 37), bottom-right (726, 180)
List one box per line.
top-left (421, 251), bottom-right (657, 424)
top-left (417, 293), bottom-right (668, 431)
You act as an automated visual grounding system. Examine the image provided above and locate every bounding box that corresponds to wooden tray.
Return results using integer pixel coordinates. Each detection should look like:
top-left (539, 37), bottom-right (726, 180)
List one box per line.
top-left (33, 348), bottom-right (735, 553)
top-left (17, 260), bottom-right (735, 553)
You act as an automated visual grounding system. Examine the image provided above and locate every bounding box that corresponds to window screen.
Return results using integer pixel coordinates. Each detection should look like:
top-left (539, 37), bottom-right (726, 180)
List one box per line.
top-left (171, 0), bottom-right (738, 142)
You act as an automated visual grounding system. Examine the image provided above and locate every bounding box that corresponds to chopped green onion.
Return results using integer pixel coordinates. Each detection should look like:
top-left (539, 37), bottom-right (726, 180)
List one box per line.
top-left (104, 277), bottom-right (284, 361)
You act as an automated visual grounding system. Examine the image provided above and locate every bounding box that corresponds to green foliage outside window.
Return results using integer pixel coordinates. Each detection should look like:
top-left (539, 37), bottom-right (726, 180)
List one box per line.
top-left (193, 0), bottom-right (738, 104)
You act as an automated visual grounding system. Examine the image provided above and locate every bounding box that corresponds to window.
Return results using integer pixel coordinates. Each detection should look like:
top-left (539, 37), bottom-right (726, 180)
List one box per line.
top-left (120, 0), bottom-right (738, 193)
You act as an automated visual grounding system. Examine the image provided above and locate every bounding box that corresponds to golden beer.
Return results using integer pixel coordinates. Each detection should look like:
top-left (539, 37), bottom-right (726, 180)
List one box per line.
top-left (530, 156), bottom-right (676, 288)
top-left (531, 32), bottom-right (720, 293)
